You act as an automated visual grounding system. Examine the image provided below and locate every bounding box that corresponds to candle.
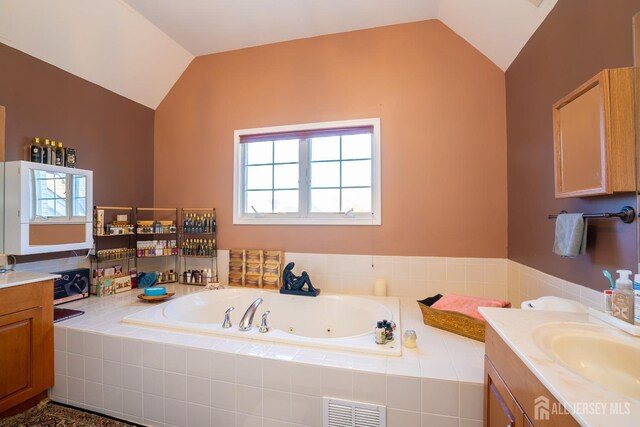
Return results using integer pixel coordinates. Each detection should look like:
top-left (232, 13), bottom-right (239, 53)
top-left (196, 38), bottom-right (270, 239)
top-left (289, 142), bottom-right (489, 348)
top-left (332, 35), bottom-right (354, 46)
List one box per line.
top-left (373, 278), bottom-right (387, 296)
top-left (403, 330), bottom-right (417, 348)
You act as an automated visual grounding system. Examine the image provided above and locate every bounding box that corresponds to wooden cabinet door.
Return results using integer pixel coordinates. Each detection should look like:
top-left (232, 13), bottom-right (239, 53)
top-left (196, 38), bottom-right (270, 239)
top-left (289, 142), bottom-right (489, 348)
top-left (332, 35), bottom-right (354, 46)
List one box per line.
top-left (552, 68), bottom-right (634, 198)
top-left (485, 356), bottom-right (525, 427)
top-left (0, 307), bottom-right (46, 412)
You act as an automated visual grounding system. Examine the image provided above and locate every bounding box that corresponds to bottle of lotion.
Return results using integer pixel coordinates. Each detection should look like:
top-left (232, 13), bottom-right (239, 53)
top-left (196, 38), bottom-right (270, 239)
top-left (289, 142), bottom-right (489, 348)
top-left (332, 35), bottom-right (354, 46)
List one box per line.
top-left (612, 270), bottom-right (634, 323)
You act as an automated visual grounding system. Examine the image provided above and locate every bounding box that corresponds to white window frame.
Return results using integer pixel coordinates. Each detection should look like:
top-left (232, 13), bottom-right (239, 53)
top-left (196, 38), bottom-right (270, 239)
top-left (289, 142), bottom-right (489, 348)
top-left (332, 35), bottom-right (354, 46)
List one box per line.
top-left (233, 118), bottom-right (381, 225)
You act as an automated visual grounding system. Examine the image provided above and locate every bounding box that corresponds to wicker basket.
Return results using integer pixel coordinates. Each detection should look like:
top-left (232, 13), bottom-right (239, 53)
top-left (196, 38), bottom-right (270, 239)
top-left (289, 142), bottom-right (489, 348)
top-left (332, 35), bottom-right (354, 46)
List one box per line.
top-left (417, 301), bottom-right (485, 342)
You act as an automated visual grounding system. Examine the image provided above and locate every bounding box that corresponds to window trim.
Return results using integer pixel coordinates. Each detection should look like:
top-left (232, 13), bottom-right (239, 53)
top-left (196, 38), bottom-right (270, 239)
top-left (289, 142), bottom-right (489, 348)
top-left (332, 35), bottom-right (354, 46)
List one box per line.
top-left (233, 118), bottom-right (381, 226)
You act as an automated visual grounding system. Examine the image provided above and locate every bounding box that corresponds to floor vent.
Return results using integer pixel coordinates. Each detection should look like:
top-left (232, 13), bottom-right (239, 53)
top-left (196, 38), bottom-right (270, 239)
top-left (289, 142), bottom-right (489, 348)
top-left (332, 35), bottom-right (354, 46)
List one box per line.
top-left (323, 398), bottom-right (386, 427)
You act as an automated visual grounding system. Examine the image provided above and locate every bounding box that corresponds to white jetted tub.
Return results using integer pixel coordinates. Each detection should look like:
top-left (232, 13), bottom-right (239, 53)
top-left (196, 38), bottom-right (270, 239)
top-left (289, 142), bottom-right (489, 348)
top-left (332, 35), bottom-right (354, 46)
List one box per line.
top-left (123, 287), bottom-right (401, 355)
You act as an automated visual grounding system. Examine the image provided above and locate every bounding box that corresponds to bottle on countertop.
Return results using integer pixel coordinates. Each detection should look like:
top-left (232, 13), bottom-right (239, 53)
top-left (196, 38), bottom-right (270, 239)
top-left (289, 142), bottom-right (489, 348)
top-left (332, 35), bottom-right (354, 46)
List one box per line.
top-left (612, 269), bottom-right (634, 324)
top-left (375, 321), bottom-right (386, 345)
top-left (30, 137), bottom-right (43, 163)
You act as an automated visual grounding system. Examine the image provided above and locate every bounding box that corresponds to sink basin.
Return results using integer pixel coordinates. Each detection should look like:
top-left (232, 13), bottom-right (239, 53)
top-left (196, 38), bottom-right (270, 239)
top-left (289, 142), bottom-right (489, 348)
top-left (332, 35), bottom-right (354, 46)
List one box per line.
top-left (532, 322), bottom-right (640, 400)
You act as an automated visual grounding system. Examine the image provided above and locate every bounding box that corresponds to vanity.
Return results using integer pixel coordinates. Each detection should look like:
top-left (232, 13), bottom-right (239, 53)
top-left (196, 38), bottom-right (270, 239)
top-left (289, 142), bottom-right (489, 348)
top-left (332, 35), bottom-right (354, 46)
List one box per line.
top-left (481, 308), bottom-right (640, 427)
top-left (0, 272), bottom-right (59, 416)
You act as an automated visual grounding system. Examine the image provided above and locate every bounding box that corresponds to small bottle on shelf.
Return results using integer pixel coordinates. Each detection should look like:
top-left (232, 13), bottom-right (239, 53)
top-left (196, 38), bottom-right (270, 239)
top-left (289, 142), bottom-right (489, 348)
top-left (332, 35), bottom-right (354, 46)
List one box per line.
top-left (30, 137), bottom-right (43, 163)
top-left (42, 139), bottom-right (52, 164)
top-left (55, 141), bottom-right (65, 166)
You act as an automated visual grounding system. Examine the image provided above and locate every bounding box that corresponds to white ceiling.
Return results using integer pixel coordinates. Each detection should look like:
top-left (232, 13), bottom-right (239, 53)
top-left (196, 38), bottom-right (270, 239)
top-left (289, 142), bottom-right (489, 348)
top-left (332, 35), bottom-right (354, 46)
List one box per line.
top-left (0, 0), bottom-right (557, 110)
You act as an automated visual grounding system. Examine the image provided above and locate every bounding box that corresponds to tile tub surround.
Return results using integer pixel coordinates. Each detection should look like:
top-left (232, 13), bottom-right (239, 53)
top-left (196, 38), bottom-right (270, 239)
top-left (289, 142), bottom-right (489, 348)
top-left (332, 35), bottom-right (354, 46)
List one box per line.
top-left (507, 260), bottom-right (605, 310)
top-left (50, 284), bottom-right (484, 427)
top-left (217, 251), bottom-right (509, 301)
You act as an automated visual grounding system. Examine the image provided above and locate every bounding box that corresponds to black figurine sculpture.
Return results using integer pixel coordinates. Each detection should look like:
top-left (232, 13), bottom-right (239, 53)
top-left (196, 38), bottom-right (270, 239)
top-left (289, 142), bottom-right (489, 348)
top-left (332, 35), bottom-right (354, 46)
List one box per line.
top-left (280, 262), bottom-right (320, 297)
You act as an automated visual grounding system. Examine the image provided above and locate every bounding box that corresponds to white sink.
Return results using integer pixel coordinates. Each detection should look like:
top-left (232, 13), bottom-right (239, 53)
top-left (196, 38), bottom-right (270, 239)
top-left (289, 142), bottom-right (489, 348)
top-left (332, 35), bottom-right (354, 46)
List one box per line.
top-left (532, 322), bottom-right (640, 400)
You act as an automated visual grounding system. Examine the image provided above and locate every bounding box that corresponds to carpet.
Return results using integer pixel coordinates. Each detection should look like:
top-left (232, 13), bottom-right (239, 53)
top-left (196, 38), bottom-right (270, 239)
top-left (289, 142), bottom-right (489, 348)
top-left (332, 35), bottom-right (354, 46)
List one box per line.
top-left (0, 399), bottom-right (140, 426)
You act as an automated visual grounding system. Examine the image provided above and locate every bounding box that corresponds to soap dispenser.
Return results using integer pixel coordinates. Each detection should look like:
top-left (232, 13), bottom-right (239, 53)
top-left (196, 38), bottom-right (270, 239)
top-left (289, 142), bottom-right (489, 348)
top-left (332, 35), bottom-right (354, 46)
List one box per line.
top-left (612, 270), bottom-right (634, 323)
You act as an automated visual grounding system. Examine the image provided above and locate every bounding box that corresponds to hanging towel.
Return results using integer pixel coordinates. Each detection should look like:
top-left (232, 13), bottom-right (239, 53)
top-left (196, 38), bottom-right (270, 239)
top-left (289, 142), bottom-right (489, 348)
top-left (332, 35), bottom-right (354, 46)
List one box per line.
top-left (552, 213), bottom-right (587, 257)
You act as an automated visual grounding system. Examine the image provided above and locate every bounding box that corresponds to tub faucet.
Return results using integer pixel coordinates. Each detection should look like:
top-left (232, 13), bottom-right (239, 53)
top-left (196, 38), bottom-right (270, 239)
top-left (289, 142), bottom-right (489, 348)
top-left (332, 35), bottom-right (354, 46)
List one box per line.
top-left (222, 307), bottom-right (234, 328)
top-left (259, 310), bottom-right (271, 333)
top-left (239, 298), bottom-right (263, 331)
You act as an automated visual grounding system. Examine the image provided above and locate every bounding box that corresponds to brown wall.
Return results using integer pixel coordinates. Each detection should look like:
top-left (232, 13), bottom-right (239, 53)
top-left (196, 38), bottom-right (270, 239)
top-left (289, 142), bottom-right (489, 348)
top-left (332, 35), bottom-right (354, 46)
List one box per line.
top-left (0, 42), bottom-right (155, 208)
top-left (155, 20), bottom-right (508, 257)
top-left (0, 42), bottom-right (155, 261)
top-left (506, 0), bottom-right (640, 290)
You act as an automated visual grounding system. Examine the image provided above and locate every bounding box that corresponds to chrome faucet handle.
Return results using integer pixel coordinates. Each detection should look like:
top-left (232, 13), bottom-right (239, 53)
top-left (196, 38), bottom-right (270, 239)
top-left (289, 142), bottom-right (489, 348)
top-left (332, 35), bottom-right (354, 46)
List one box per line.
top-left (222, 307), bottom-right (234, 328)
top-left (259, 310), bottom-right (271, 333)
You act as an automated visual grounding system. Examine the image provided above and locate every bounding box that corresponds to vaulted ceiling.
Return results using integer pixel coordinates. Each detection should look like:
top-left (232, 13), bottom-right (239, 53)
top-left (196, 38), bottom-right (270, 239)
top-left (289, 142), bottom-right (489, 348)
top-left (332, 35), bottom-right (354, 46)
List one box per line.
top-left (0, 0), bottom-right (557, 109)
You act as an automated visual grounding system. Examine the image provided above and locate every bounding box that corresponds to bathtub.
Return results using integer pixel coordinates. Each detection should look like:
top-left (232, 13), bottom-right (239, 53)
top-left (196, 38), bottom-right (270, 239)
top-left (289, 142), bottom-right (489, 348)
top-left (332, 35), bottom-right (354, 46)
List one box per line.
top-left (122, 287), bottom-right (402, 356)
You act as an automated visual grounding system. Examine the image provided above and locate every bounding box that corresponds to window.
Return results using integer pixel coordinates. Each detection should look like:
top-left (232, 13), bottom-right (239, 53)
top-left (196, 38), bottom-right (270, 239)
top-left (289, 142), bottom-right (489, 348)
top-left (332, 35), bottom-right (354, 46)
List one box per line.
top-left (234, 118), bottom-right (381, 225)
top-left (31, 169), bottom-right (88, 221)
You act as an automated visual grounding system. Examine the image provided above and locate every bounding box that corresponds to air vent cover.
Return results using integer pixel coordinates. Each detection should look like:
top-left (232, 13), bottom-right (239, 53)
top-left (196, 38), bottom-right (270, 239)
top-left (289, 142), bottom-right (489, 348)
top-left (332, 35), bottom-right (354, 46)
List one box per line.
top-left (323, 398), bottom-right (386, 427)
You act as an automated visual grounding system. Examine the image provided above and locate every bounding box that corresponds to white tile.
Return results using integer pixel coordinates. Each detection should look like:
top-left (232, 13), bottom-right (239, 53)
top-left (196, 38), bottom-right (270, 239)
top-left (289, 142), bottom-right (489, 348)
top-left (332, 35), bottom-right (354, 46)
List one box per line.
top-left (236, 413), bottom-right (262, 427)
top-left (188, 375), bottom-right (211, 406)
top-left (387, 375), bottom-right (421, 411)
top-left (122, 338), bottom-right (143, 366)
top-left (143, 341), bottom-right (164, 369)
top-left (54, 326), bottom-right (66, 351)
top-left (51, 374), bottom-right (67, 400)
top-left (84, 380), bottom-right (103, 408)
top-left (187, 402), bottom-right (211, 427)
top-left (67, 377), bottom-right (84, 403)
top-left (236, 385), bottom-right (262, 416)
top-left (165, 397), bottom-right (188, 427)
top-left (103, 360), bottom-right (123, 387)
top-left (211, 352), bottom-right (236, 383)
top-left (321, 367), bottom-right (352, 400)
top-left (54, 350), bottom-right (67, 375)
top-left (103, 335), bottom-right (122, 362)
top-left (104, 385), bottom-right (124, 413)
top-left (165, 372), bottom-right (187, 401)
top-left (211, 408), bottom-right (236, 427)
top-left (421, 412), bottom-right (458, 427)
top-left (67, 353), bottom-right (85, 379)
top-left (123, 389), bottom-right (143, 418)
top-left (143, 393), bottom-right (165, 423)
top-left (422, 378), bottom-right (458, 416)
top-left (211, 380), bottom-right (236, 411)
top-left (262, 390), bottom-right (291, 422)
top-left (84, 333), bottom-right (103, 358)
top-left (67, 329), bottom-right (84, 354)
top-left (165, 344), bottom-right (188, 374)
top-left (143, 367), bottom-right (164, 396)
top-left (84, 356), bottom-right (103, 383)
top-left (236, 355), bottom-right (262, 387)
top-left (459, 418), bottom-right (483, 427)
top-left (459, 382), bottom-right (483, 420)
top-left (122, 364), bottom-right (143, 391)
top-left (263, 359), bottom-right (290, 392)
top-left (353, 372), bottom-right (386, 405)
top-left (263, 419), bottom-right (289, 427)
top-left (290, 394), bottom-right (321, 427)
top-left (387, 408), bottom-right (421, 427)
top-left (187, 348), bottom-right (211, 378)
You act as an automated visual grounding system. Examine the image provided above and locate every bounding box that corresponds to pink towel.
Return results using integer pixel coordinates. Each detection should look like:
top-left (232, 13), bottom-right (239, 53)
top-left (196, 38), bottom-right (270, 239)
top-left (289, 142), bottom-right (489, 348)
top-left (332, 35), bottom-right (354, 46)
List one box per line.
top-left (430, 293), bottom-right (511, 321)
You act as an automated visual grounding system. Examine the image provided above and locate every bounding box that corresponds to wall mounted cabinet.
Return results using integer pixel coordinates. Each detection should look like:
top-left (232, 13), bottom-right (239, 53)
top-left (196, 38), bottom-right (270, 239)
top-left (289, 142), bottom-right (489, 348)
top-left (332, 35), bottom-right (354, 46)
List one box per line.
top-left (553, 68), bottom-right (634, 198)
top-left (4, 161), bottom-right (93, 254)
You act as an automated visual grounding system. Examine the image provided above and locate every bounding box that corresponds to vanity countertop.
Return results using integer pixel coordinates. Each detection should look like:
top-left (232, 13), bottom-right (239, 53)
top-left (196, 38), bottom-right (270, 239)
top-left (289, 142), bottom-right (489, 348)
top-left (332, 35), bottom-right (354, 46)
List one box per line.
top-left (0, 271), bottom-right (60, 290)
top-left (480, 307), bottom-right (640, 427)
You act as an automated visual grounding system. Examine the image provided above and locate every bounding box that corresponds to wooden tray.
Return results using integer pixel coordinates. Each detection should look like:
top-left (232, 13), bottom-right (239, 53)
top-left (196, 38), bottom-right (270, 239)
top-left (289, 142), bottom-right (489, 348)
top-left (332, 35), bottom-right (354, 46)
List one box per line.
top-left (417, 301), bottom-right (485, 342)
top-left (137, 292), bottom-right (175, 302)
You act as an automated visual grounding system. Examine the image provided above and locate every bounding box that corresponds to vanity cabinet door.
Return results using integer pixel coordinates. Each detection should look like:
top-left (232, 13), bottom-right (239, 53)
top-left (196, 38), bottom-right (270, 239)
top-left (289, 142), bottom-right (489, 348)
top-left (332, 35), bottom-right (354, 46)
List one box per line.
top-left (552, 68), bottom-right (634, 198)
top-left (485, 356), bottom-right (524, 427)
top-left (0, 281), bottom-right (54, 414)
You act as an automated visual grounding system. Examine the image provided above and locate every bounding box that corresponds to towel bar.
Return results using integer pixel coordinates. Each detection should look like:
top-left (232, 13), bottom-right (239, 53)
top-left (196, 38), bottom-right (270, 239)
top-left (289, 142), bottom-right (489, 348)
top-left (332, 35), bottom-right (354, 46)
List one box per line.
top-left (547, 206), bottom-right (635, 224)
